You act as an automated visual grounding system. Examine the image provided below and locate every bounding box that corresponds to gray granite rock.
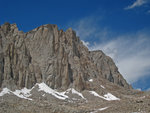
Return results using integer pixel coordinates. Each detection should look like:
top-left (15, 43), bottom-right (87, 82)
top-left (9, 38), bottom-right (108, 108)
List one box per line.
top-left (0, 23), bottom-right (131, 90)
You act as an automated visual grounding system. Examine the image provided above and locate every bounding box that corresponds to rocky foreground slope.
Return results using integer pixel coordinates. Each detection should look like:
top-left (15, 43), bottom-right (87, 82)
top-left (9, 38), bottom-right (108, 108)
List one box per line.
top-left (0, 23), bottom-right (150, 113)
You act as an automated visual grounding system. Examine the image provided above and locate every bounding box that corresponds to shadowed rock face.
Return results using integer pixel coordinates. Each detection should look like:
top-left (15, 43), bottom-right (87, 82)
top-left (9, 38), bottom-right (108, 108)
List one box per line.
top-left (0, 23), bottom-right (131, 91)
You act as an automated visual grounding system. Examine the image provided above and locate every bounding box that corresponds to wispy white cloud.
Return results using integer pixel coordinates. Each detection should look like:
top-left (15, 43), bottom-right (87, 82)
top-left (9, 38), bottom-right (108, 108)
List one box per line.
top-left (81, 40), bottom-right (90, 47)
top-left (69, 16), bottom-right (109, 41)
top-left (69, 16), bottom-right (97, 39)
top-left (69, 16), bottom-right (150, 85)
top-left (147, 10), bottom-right (150, 13)
top-left (136, 88), bottom-right (142, 91)
top-left (124, 0), bottom-right (147, 10)
top-left (91, 34), bottom-right (150, 84)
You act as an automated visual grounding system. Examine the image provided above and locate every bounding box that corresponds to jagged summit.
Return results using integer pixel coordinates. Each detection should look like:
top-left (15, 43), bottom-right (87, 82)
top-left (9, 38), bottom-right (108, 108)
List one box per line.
top-left (0, 22), bottom-right (130, 91)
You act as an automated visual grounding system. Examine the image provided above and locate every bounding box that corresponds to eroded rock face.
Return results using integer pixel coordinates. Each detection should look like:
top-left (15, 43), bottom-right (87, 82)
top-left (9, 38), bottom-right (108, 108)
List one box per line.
top-left (0, 23), bottom-right (131, 91)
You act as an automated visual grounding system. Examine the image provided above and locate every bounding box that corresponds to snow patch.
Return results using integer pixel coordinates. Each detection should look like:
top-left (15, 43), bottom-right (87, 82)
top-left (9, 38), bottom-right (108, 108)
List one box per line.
top-left (71, 88), bottom-right (85, 99)
top-left (89, 91), bottom-right (120, 101)
top-left (13, 88), bottom-right (32, 100)
top-left (100, 85), bottom-right (105, 89)
top-left (91, 107), bottom-right (109, 113)
top-left (98, 107), bottom-right (109, 111)
top-left (65, 88), bottom-right (86, 99)
top-left (104, 93), bottom-right (120, 101)
top-left (89, 79), bottom-right (93, 82)
top-left (0, 83), bottom-right (87, 101)
top-left (0, 88), bottom-right (32, 100)
top-left (0, 83), bottom-right (86, 101)
top-left (0, 88), bottom-right (11, 96)
top-left (37, 82), bottom-right (68, 100)
top-left (89, 91), bottom-right (102, 98)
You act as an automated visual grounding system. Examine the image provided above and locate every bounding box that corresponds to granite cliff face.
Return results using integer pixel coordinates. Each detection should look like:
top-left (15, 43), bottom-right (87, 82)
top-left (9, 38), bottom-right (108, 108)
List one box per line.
top-left (0, 23), bottom-right (130, 91)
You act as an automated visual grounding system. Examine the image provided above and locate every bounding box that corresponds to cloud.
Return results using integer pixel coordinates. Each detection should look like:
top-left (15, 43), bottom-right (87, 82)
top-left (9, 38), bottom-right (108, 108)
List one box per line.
top-left (136, 88), bottom-right (142, 91)
top-left (147, 10), bottom-right (150, 13)
top-left (124, 0), bottom-right (147, 10)
top-left (90, 33), bottom-right (150, 84)
top-left (69, 16), bottom-right (150, 84)
top-left (81, 40), bottom-right (90, 47)
top-left (69, 16), bottom-right (97, 39)
top-left (68, 16), bottom-right (109, 42)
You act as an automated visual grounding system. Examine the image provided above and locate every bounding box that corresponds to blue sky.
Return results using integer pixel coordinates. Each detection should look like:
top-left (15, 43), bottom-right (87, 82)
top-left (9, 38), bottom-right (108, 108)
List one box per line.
top-left (0, 0), bottom-right (150, 91)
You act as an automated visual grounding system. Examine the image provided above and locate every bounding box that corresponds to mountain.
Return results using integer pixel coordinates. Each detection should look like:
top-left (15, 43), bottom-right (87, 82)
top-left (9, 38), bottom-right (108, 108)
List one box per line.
top-left (0, 23), bottom-right (150, 113)
top-left (0, 22), bottom-right (130, 90)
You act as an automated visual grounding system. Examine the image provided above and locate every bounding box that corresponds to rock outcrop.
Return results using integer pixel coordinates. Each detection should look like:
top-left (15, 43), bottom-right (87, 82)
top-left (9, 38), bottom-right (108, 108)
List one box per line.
top-left (0, 22), bottom-right (131, 91)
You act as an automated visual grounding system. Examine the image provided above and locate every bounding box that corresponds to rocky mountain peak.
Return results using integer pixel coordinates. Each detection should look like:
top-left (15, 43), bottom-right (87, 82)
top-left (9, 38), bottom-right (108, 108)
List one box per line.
top-left (0, 23), bottom-right (131, 91)
top-left (1, 22), bottom-right (18, 34)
